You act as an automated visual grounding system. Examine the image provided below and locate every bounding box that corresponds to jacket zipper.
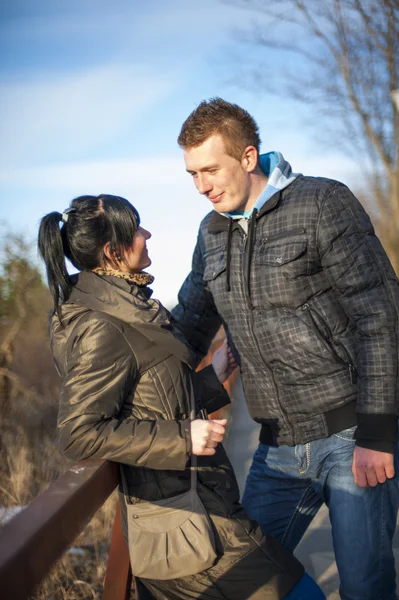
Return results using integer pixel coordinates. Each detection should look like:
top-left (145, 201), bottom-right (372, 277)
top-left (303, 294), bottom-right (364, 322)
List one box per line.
top-left (203, 245), bottom-right (226, 260)
top-left (241, 216), bottom-right (296, 443)
top-left (241, 232), bottom-right (250, 303)
top-left (302, 303), bottom-right (357, 384)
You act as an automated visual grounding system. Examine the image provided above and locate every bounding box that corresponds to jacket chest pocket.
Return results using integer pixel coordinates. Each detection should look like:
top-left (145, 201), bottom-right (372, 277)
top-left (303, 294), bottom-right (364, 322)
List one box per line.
top-left (203, 259), bottom-right (226, 283)
top-left (202, 248), bottom-right (230, 313)
top-left (253, 238), bottom-right (310, 306)
top-left (203, 246), bottom-right (227, 286)
top-left (256, 240), bottom-right (307, 268)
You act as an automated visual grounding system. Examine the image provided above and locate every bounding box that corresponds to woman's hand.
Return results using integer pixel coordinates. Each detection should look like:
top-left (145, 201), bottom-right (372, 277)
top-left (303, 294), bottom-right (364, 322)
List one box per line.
top-left (190, 418), bottom-right (227, 455)
top-left (212, 338), bottom-right (238, 383)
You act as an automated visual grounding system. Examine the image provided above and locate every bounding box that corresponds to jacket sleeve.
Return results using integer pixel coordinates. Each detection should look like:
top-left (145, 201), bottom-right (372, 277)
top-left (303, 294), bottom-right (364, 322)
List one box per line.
top-left (171, 230), bottom-right (222, 363)
top-left (192, 364), bottom-right (231, 416)
top-left (316, 182), bottom-right (399, 451)
top-left (57, 318), bottom-right (191, 470)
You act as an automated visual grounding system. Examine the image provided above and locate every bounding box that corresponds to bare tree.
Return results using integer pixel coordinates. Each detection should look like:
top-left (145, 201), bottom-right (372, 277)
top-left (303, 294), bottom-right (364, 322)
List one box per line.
top-left (0, 235), bottom-right (42, 413)
top-left (0, 232), bottom-right (61, 486)
top-left (227, 0), bottom-right (399, 271)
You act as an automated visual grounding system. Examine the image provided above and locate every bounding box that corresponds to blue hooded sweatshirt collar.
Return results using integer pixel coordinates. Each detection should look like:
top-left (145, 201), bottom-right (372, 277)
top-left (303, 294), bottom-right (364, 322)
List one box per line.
top-left (225, 151), bottom-right (301, 220)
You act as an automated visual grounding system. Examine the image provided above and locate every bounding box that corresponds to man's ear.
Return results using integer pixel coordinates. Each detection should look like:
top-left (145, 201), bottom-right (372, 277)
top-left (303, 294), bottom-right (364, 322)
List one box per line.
top-left (241, 146), bottom-right (258, 173)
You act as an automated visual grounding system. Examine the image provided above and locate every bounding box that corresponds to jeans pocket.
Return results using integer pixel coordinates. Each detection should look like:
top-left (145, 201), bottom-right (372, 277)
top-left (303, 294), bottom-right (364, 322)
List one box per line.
top-left (332, 425), bottom-right (356, 441)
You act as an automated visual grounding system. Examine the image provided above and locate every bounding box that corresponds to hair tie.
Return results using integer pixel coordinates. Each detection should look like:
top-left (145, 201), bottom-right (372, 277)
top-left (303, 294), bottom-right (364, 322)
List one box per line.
top-left (61, 207), bottom-right (77, 223)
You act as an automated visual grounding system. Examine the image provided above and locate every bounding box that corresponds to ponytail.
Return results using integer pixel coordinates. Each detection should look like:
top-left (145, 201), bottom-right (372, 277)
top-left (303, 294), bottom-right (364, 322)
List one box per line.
top-left (38, 212), bottom-right (72, 320)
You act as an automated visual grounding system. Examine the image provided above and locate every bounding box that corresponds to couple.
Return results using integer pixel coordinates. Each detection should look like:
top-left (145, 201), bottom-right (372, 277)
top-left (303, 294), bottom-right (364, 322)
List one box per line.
top-left (38, 99), bottom-right (399, 600)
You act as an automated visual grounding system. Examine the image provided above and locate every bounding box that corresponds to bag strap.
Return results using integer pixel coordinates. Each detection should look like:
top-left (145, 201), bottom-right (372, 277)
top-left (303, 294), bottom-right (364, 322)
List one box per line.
top-left (188, 379), bottom-right (198, 491)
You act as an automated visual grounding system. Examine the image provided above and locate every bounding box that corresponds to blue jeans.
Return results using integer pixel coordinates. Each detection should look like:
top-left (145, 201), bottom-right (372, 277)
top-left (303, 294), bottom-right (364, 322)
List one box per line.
top-left (242, 428), bottom-right (399, 600)
top-left (284, 573), bottom-right (325, 599)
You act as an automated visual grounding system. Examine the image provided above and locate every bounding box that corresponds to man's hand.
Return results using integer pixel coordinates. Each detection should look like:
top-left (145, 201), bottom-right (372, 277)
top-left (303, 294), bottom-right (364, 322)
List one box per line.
top-left (190, 418), bottom-right (227, 456)
top-left (212, 338), bottom-right (238, 383)
top-left (352, 446), bottom-right (395, 487)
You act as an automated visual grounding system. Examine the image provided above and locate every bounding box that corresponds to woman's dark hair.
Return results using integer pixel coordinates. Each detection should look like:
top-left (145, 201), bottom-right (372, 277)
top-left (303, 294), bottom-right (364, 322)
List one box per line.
top-left (38, 194), bottom-right (140, 319)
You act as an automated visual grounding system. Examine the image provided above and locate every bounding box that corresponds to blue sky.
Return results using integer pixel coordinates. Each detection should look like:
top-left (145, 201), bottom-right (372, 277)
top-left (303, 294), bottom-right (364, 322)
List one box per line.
top-left (0, 0), bottom-right (360, 306)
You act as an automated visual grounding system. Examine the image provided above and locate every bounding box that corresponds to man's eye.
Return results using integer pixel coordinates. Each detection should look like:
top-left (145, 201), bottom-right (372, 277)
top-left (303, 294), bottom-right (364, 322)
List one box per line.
top-left (208, 169), bottom-right (217, 175)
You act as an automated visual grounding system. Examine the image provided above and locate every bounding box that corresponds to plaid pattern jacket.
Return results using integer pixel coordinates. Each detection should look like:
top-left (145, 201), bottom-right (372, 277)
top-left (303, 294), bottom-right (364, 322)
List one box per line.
top-left (172, 176), bottom-right (399, 447)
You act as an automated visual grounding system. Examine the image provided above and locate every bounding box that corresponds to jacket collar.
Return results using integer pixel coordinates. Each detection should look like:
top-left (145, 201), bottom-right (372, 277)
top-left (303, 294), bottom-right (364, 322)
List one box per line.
top-left (63, 271), bottom-right (196, 367)
top-left (207, 189), bottom-right (283, 233)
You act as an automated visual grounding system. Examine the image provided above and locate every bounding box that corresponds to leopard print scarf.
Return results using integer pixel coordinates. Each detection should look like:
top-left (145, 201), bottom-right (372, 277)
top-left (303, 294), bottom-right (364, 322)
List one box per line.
top-left (92, 267), bottom-right (154, 287)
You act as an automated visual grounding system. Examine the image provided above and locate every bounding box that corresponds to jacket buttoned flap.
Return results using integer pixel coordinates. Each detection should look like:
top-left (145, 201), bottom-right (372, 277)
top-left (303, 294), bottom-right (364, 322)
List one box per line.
top-left (256, 239), bottom-right (307, 266)
top-left (254, 225), bottom-right (308, 266)
top-left (203, 260), bottom-right (227, 282)
top-left (203, 246), bottom-right (227, 282)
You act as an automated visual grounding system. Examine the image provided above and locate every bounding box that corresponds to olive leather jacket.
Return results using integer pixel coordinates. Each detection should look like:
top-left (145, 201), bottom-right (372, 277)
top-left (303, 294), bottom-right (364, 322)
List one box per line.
top-left (50, 271), bottom-right (303, 599)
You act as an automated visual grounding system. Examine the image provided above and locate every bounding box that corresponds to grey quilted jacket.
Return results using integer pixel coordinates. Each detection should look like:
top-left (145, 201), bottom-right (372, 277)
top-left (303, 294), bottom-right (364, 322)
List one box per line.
top-left (172, 176), bottom-right (399, 449)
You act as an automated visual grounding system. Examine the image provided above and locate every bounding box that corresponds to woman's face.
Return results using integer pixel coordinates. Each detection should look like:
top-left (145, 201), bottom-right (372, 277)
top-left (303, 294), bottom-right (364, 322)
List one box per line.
top-left (121, 226), bottom-right (152, 273)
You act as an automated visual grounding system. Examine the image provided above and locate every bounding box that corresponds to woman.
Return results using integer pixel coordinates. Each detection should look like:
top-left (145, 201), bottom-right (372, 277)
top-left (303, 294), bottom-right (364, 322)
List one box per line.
top-left (38, 194), bottom-right (325, 600)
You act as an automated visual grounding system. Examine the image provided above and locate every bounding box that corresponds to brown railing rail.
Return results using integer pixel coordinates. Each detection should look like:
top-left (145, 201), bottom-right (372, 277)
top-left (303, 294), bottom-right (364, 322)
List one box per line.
top-left (0, 460), bottom-right (143, 600)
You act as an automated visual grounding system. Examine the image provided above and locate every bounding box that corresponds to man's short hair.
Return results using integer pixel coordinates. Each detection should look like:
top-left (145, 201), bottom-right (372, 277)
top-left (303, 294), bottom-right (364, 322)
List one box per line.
top-left (177, 97), bottom-right (261, 161)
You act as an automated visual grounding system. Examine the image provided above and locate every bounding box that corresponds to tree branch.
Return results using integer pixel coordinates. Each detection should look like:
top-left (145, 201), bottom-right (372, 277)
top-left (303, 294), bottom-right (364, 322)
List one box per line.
top-left (0, 367), bottom-right (43, 403)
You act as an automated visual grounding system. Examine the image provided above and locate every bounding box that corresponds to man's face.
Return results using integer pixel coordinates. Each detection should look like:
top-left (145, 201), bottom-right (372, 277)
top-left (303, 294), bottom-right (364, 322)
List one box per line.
top-left (184, 134), bottom-right (252, 213)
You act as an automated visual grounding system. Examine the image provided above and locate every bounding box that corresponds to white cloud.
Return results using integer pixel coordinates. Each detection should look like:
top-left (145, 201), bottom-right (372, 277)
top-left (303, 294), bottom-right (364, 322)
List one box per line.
top-left (289, 152), bottom-right (361, 188)
top-left (0, 148), bottom-right (360, 193)
top-left (0, 64), bottom-right (175, 168)
top-left (0, 156), bottom-right (186, 189)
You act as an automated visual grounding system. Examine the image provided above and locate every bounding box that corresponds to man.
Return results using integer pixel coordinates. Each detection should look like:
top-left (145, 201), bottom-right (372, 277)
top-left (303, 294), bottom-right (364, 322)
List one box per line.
top-left (172, 97), bottom-right (399, 600)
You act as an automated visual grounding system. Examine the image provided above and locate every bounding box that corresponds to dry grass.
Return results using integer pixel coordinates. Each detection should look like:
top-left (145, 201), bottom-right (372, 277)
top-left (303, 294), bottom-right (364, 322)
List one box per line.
top-left (0, 397), bottom-right (124, 600)
top-left (31, 494), bottom-right (119, 600)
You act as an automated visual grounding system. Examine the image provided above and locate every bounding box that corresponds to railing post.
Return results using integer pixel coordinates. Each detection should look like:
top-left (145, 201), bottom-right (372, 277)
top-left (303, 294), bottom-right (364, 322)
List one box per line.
top-left (103, 500), bottom-right (132, 600)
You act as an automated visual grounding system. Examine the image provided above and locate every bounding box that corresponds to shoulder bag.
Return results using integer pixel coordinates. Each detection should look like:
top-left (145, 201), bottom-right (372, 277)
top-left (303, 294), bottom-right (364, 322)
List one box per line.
top-left (121, 384), bottom-right (218, 580)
